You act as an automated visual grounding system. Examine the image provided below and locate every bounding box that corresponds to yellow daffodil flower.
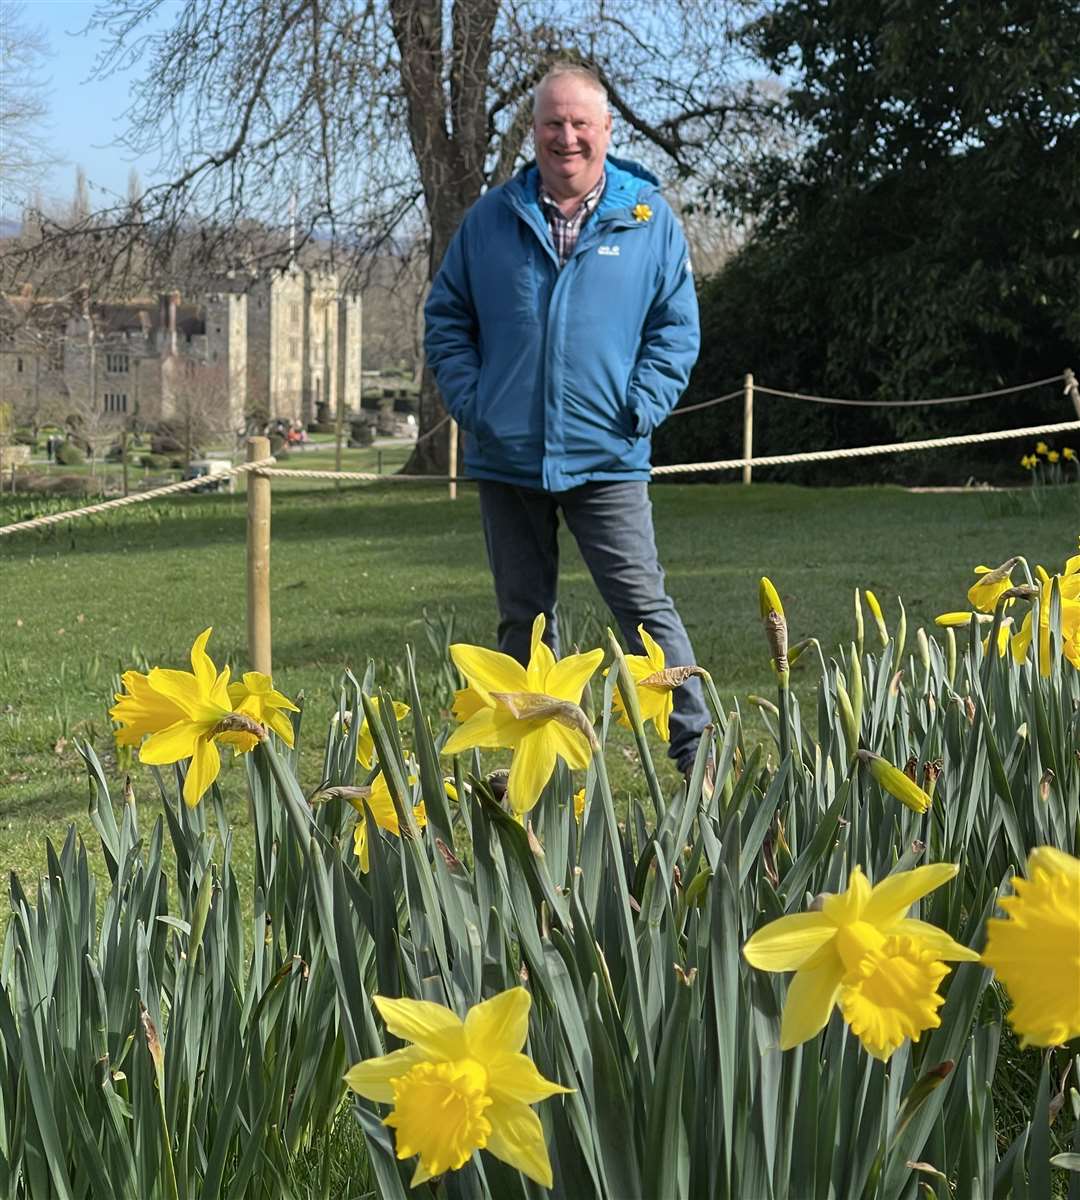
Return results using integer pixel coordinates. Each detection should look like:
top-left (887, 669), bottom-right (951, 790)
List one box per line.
top-left (981, 617), bottom-right (1012, 658)
top-left (344, 987), bottom-right (571, 1187)
top-left (864, 590), bottom-right (889, 647)
top-left (981, 847), bottom-right (1080, 1046)
top-left (356, 698), bottom-right (411, 770)
top-left (1020, 454), bottom-right (1037, 470)
top-left (346, 770), bottom-right (428, 873)
top-left (573, 787), bottom-right (586, 823)
top-left (443, 615), bottom-right (603, 814)
top-left (606, 624), bottom-right (676, 742)
top-left (743, 864), bottom-right (979, 1060)
top-left (1063, 447), bottom-right (1076, 461)
top-left (110, 628), bottom-right (247, 807)
top-left (1035, 441), bottom-right (1049, 456)
top-left (1009, 563), bottom-right (1080, 674)
top-left (759, 576), bottom-right (785, 621)
top-left (227, 671), bottom-right (299, 748)
top-left (857, 750), bottom-right (932, 814)
top-left (1048, 449), bottom-right (1061, 464)
top-left (967, 558), bottom-right (1019, 613)
top-left (632, 202), bottom-right (653, 222)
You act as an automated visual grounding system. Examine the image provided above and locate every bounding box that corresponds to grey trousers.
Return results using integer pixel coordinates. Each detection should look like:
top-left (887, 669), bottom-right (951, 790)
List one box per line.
top-left (477, 479), bottom-right (710, 771)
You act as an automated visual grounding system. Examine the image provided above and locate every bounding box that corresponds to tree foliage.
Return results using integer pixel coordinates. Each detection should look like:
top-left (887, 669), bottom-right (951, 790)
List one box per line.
top-left (659, 0), bottom-right (1080, 483)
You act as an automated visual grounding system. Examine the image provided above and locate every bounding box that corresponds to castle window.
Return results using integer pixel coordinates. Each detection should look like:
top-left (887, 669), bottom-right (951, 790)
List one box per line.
top-left (106, 352), bottom-right (130, 374)
top-left (290, 302), bottom-right (300, 328)
top-left (16, 357), bottom-right (23, 373)
top-left (289, 338), bottom-right (300, 361)
top-left (104, 392), bottom-right (128, 413)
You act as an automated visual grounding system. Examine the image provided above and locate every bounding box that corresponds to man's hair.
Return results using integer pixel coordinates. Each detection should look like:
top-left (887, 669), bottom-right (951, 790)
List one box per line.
top-left (533, 63), bottom-right (609, 114)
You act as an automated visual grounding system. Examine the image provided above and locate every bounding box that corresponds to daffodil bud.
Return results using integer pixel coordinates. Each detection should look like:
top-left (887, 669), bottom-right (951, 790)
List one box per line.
top-left (916, 626), bottom-right (930, 673)
top-left (853, 587), bottom-right (865, 655)
top-left (895, 598), bottom-right (907, 663)
top-left (857, 750), bottom-right (932, 813)
top-left (848, 643), bottom-right (863, 734)
top-left (945, 628), bottom-right (957, 686)
top-left (865, 590), bottom-right (889, 648)
top-left (835, 679), bottom-right (859, 759)
top-left (759, 576), bottom-right (785, 621)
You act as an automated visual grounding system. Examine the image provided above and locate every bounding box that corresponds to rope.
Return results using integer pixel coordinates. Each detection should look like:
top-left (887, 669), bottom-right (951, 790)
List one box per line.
top-left (667, 388), bottom-right (743, 417)
top-left (0, 457), bottom-right (278, 538)
top-left (753, 372), bottom-right (1066, 407)
top-left (651, 419), bottom-right (1080, 476)
top-left (259, 468), bottom-right (461, 482)
top-left (412, 413), bottom-right (450, 444)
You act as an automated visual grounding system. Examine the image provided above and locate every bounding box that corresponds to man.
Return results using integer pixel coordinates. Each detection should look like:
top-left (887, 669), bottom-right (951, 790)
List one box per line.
top-left (424, 63), bottom-right (710, 777)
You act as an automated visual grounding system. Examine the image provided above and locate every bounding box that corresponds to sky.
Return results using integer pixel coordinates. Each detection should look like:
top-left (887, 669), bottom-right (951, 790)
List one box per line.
top-left (6, 0), bottom-right (168, 218)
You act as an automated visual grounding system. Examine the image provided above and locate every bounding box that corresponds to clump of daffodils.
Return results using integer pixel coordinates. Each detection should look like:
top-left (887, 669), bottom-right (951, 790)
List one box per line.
top-left (110, 628), bottom-right (298, 806)
top-left (345, 987), bottom-right (570, 1187)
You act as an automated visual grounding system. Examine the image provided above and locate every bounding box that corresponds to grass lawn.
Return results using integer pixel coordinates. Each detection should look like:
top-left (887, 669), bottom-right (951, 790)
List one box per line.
top-left (1, 477), bottom-right (1076, 885)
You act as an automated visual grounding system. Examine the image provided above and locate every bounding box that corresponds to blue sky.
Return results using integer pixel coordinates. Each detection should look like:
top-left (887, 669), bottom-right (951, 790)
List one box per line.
top-left (16, 0), bottom-right (166, 214)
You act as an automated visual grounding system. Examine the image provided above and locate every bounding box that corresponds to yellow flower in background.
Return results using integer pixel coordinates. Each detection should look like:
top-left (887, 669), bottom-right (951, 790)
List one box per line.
top-left (606, 624), bottom-right (676, 742)
top-left (573, 787), bottom-right (586, 822)
top-left (743, 864), bottom-right (978, 1060)
top-left (227, 671), bottom-right (299, 747)
top-left (452, 687), bottom-right (486, 723)
top-left (344, 987), bottom-right (570, 1187)
top-left (1009, 563), bottom-right (1080, 674)
top-left (1020, 454), bottom-right (1037, 470)
top-left (858, 750), bottom-right (933, 814)
top-left (443, 615), bottom-right (603, 814)
top-left (632, 202), bottom-right (653, 222)
top-left (1035, 441), bottom-right (1049, 456)
top-left (981, 847), bottom-right (1080, 1046)
top-left (110, 628), bottom-right (238, 807)
top-left (1048, 450), bottom-right (1061, 464)
top-left (356, 698), bottom-right (411, 770)
top-left (1063, 447), bottom-right (1076, 461)
top-left (967, 558), bottom-right (1019, 613)
top-left (347, 770), bottom-right (428, 873)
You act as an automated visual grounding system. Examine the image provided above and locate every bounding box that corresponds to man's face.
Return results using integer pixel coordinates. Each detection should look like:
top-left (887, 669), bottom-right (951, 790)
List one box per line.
top-left (533, 77), bottom-right (612, 197)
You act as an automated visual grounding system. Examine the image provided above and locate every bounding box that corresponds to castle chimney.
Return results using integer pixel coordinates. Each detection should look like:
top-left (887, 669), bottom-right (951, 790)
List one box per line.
top-left (158, 290), bottom-right (179, 355)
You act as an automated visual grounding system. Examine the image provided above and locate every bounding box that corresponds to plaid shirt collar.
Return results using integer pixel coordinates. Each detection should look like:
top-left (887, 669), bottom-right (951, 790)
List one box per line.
top-left (538, 173), bottom-right (606, 266)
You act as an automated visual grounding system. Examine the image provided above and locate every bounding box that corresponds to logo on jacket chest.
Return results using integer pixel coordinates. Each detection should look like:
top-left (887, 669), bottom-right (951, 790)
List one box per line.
top-left (596, 244), bottom-right (621, 257)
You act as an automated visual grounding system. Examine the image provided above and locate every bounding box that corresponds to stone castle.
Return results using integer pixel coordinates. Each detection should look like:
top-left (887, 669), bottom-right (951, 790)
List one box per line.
top-left (0, 262), bottom-right (363, 432)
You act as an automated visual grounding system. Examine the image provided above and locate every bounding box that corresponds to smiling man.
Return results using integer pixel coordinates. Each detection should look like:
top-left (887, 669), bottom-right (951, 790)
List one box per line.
top-left (424, 63), bottom-right (710, 780)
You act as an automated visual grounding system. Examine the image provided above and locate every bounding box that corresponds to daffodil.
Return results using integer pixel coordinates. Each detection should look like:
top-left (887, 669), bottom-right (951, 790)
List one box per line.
top-left (981, 617), bottom-right (1012, 658)
top-left (1048, 450), bottom-right (1061, 464)
top-left (347, 770), bottom-right (428, 873)
top-left (227, 671), bottom-right (299, 747)
top-left (110, 628), bottom-right (241, 807)
top-left (1035, 441), bottom-right (1050, 456)
top-left (443, 615), bottom-right (603, 814)
top-left (356, 698), bottom-right (411, 770)
top-left (864, 590), bottom-right (888, 647)
top-left (743, 864), bottom-right (979, 1060)
top-left (857, 750), bottom-right (932, 814)
top-left (934, 611), bottom-right (993, 627)
top-left (760, 576), bottom-right (789, 678)
top-left (981, 847), bottom-right (1080, 1046)
top-left (1064, 447), bottom-right (1076, 461)
top-left (967, 558), bottom-right (1019, 613)
top-left (344, 987), bottom-right (570, 1187)
top-left (1020, 454), bottom-right (1037, 470)
top-left (606, 624), bottom-right (677, 741)
top-left (573, 787), bottom-right (586, 822)
top-left (1009, 564), bottom-right (1080, 674)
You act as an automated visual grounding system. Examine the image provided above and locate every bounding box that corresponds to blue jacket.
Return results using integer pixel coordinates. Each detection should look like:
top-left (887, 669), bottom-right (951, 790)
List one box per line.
top-left (424, 157), bottom-right (700, 491)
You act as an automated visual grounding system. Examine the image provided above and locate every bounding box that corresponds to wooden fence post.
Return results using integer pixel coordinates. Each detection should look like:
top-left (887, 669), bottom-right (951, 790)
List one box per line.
top-left (448, 418), bottom-right (458, 500)
top-left (742, 373), bottom-right (754, 485)
top-left (246, 436), bottom-right (272, 675)
top-left (1065, 368), bottom-right (1080, 419)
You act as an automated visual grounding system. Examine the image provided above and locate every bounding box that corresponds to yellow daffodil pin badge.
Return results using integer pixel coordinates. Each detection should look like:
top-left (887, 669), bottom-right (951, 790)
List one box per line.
top-left (632, 203), bottom-right (653, 222)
